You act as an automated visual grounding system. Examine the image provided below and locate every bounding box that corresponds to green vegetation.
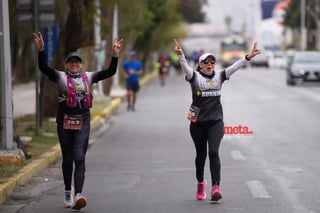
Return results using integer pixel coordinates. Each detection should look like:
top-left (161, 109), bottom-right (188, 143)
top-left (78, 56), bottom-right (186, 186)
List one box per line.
top-left (284, 0), bottom-right (320, 49)
top-left (0, 165), bottom-right (22, 183)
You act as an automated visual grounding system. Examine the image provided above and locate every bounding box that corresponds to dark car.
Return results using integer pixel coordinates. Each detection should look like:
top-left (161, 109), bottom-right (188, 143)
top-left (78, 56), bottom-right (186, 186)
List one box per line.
top-left (286, 51), bottom-right (320, 85)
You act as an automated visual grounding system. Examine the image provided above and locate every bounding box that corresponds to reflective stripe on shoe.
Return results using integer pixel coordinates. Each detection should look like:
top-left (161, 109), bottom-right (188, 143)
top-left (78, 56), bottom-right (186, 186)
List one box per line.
top-left (71, 195), bottom-right (87, 210)
top-left (211, 184), bottom-right (222, 201)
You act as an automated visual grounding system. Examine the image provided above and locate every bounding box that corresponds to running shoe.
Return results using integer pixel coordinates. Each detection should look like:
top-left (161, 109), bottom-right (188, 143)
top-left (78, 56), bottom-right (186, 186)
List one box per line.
top-left (196, 179), bottom-right (207, 200)
top-left (71, 193), bottom-right (87, 210)
top-left (64, 189), bottom-right (74, 208)
top-left (211, 184), bottom-right (222, 201)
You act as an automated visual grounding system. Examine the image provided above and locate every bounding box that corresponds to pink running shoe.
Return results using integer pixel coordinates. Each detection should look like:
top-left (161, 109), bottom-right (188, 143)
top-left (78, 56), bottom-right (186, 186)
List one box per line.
top-left (211, 184), bottom-right (222, 201)
top-left (196, 179), bottom-right (207, 200)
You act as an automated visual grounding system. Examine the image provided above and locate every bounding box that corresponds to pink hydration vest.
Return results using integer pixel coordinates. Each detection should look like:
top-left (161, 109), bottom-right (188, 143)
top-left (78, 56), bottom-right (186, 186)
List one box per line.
top-left (66, 73), bottom-right (92, 109)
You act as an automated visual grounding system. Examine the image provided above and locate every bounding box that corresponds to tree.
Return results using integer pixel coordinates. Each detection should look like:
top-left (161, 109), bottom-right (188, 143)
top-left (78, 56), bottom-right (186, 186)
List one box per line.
top-left (284, 0), bottom-right (320, 49)
top-left (117, 0), bottom-right (186, 69)
top-left (178, 0), bottom-right (205, 23)
top-left (283, 0), bottom-right (301, 29)
top-left (9, 0), bottom-right (35, 84)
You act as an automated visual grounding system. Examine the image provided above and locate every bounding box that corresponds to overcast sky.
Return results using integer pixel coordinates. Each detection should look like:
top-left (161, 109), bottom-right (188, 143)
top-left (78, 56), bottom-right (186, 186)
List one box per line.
top-left (183, 0), bottom-right (265, 53)
top-left (201, 0), bottom-right (261, 34)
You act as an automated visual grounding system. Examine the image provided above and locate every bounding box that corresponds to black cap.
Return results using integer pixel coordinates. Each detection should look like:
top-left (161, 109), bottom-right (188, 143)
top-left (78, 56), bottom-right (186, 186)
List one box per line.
top-left (64, 52), bottom-right (82, 63)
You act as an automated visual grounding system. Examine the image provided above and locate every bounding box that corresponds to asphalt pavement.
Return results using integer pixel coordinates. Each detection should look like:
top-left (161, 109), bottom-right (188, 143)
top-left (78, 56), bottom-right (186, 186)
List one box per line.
top-left (2, 66), bottom-right (320, 213)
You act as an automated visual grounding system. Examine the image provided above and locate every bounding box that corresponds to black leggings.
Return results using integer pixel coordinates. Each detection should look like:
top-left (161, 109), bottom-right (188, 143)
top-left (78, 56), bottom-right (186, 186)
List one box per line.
top-left (190, 120), bottom-right (224, 186)
top-left (57, 117), bottom-right (90, 194)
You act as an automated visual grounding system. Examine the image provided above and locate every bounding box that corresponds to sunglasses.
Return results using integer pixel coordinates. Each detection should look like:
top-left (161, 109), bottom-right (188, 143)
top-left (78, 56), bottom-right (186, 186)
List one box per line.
top-left (202, 59), bottom-right (215, 65)
top-left (68, 59), bottom-right (81, 64)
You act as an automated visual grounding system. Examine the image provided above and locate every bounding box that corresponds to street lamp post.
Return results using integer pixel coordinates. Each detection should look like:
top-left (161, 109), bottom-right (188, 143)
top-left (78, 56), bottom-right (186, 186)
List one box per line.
top-left (301, 0), bottom-right (306, 50)
top-left (94, 0), bottom-right (104, 97)
top-left (0, 0), bottom-right (14, 149)
top-left (110, 2), bottom-right (126, 97)
top-left (112, 3), bottom-right (120, 88)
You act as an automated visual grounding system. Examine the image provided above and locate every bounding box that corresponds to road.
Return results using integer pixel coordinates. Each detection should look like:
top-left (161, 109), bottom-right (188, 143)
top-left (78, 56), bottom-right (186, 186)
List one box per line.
top-left (2, 64), bottom-right (320, 213)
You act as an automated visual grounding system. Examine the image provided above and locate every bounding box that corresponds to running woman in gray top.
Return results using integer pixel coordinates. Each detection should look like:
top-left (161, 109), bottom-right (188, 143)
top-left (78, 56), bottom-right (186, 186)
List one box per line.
top-left (174, 39), bottom-right (260, 201)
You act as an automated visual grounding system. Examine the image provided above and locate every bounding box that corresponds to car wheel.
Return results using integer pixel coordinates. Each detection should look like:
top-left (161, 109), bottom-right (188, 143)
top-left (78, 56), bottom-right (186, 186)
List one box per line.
top-left (294, 77), bottom-right (304, 85)
top-left (286, 72), bottom-right (295, 85)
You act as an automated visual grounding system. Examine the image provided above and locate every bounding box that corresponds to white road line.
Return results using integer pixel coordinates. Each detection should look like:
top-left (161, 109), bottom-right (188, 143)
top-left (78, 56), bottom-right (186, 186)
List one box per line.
top-left (246, 180), bottom-right (271, 198)
top-left (230, 150), bottom-right (246, 160)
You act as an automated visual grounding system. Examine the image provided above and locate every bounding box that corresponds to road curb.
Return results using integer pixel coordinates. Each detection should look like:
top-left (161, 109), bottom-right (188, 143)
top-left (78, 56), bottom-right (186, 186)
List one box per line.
top-left (90, 97), bottom-right (122, 128)
top-left (0, 144), bottom-right (61, 204)
top-left (0, 69), bottom-right (157, 205)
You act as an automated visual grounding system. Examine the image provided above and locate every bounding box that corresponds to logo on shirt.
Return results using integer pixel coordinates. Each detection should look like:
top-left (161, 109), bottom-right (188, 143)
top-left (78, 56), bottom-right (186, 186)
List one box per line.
top-left (196, 90), bottom-right (221, 97)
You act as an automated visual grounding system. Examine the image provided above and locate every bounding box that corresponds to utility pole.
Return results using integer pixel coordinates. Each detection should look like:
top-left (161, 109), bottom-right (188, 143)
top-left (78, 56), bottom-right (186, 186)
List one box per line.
top-left (112, 3), bottom-right (120, 88)
top-left (0, 0), bottom-right (14, 149)
top-left (34, 0), bottom-right (40, 135)
top-left (94, 0), bottom-right (104, 97)
top-left (110, 2), bottom-right (126, 97)
top-left (300, 0), bottom-right (306, 50)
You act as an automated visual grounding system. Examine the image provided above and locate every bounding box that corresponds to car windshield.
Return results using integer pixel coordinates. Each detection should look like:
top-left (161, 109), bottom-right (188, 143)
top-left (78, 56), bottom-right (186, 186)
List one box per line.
top-left (294, 53), bottom-right (320, 64)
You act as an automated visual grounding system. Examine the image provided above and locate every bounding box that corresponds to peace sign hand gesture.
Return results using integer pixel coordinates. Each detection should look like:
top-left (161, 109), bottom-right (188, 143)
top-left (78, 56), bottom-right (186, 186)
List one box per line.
top-left (112, 39), bottom-right (124, 56)
top-left (173, 39), bottom-right (184, 55)
top-left (246, 41), bottom-right (261, 60)
top-left (33, 32), bottom-right (44, 52)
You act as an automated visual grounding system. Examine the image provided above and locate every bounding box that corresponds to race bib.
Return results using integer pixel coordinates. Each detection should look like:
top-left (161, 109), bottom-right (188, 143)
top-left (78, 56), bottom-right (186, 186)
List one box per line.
top-left (63, 114), bottom-right (83, 130)
top-left (187, 105), bottom-right (200, 123)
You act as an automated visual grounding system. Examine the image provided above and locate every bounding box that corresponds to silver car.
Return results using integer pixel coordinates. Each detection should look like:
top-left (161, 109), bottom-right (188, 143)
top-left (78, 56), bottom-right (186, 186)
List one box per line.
top-left (286, 51), bottom-right (320, 85)
top-left (250, 51), bottom-right (270, 68)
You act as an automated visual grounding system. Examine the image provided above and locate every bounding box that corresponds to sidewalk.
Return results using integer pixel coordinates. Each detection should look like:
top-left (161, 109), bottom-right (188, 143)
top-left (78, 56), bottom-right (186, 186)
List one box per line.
top-left (0, 70), bottom-right (157, 205)
top-left (12, 82), bottom-right (35, 119)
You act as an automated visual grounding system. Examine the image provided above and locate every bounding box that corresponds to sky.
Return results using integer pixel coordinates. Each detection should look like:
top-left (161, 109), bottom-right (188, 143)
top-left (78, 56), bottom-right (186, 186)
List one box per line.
top-left (184, 0), bottom-right (285, 53)
top-left (201, 0), bottom-right (261, 35)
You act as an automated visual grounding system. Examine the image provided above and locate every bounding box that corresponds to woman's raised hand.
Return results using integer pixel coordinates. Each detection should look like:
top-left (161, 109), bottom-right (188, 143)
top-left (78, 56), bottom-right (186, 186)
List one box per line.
top-left (174, 39), bottom-right (183, 55)
top-left (33, 32), bottom-right (44, 52)
top-left (112, 39), bottom-right (124, 55)
top-left (247, 41), bottom-right (261, 60)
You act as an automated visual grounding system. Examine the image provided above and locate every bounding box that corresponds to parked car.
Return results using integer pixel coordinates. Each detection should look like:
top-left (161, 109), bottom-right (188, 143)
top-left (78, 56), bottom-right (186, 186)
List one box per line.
top-left (268, 51), bottom-right (287, 69)
top-left (286, 51), bottom-right (320, 85)
top-left (250, 51), bottom-right (270, 68)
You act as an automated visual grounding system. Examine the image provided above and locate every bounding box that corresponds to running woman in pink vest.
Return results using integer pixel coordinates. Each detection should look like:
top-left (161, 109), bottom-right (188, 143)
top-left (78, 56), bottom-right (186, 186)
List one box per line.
top-left (174, 39), bottom-right (260, 202)
top-left (33, 32), bottom-right (123, 210)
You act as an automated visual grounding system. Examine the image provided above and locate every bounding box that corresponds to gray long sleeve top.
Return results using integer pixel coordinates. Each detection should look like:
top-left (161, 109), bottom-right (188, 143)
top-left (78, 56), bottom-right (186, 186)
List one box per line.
top-left (178, 54), bottom-right (247, 123)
